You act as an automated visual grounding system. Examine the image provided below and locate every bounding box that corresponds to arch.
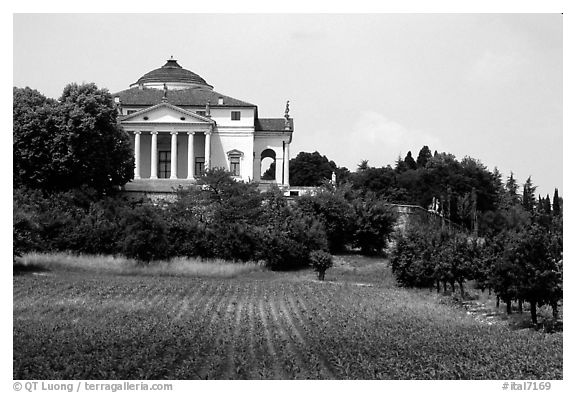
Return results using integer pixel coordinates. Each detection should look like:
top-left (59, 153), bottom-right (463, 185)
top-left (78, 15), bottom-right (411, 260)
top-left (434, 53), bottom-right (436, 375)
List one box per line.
top-left (260, 149), bottom-right (276, 180)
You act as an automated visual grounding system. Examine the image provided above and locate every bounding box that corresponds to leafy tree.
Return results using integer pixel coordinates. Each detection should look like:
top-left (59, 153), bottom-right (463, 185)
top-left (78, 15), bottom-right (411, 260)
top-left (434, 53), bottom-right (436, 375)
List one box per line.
top-left (350, 163), bottom-right (408, 202)
top-left (310, 250), bottom-right (333, 281)
top-left (259, 193), bottom-right (328, 270)
top-left (510, 224), bottom-right (562, 325)
top-left (295, 187), bottom-right (357, 253)
top-left (191, 167), bottom-right (263, 224)
top-left (289, 151), bottom-right (338, 186)
top-left (352, 194), bottom-right (397, 255)
top-left (13, 84), bottom-right (134, 192)
top-left (357, 160), bottom-right (370, 171)
top-left (448, 235), bottom-right (480, 298)
top-left (416, 145), bottom-right (433, 168)
top-left (262, 161), bottom-right (275, 180)
top-left (13, 87), bottom-right (59, 189)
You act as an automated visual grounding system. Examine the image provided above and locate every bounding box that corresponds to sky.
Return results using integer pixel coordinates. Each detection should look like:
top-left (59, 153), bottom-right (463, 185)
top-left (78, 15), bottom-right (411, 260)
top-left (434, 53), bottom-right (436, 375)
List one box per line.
top-left (13, 13), bottom-right (563, 196)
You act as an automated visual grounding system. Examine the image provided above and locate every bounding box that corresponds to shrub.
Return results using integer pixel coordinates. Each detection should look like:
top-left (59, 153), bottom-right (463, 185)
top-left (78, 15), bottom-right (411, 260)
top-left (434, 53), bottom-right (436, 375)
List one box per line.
top-left (310, 250), bottom-right (333, 281)
top-left (120, 204), bottom-right (169, 263)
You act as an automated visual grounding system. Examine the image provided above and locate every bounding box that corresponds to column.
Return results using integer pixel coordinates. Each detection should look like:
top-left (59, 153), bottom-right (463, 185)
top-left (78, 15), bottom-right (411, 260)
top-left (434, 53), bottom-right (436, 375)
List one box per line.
top-left (170, 131), bottom-right (178, 179)
top-left (283, 142), bottom-right (290, 186)
top-left (150, 131), bottom-right (158, 179)
top-left (187, 132), bottom-right (195, 179)
top-left (133, 131), bottom-right (141, 180)
top-left (253, 155), bottom-right (261, 182)
top-left (204, 131), bottom-right (211, 170)
top-left (275, 154), bottom-right (282, 183)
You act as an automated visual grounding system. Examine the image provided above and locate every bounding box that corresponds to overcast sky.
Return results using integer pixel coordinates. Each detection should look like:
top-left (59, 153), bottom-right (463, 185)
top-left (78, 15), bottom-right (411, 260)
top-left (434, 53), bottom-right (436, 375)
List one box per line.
top-left (13, 13), bottom-right (563, 196)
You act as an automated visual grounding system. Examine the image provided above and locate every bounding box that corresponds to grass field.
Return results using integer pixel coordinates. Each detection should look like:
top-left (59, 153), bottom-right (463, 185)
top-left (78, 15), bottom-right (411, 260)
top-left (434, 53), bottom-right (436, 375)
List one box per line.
top-left (13, 254), bottom-right (562, 380)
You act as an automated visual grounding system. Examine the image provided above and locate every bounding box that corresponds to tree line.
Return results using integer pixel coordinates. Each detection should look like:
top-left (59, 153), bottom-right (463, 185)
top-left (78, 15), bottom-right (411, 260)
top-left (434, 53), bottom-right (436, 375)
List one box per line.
top-left (389, 182), bottom-right (562, 327)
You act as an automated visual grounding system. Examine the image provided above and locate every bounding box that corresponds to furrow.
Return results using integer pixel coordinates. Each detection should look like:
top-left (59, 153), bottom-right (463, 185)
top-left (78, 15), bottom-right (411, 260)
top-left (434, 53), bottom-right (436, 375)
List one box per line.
top-left (195, 282), bottom-right (233, 379)
top-left (172, 282), bottom-right (222, 379)
top-left (222, 289), bottom-right (244, 379)
top-left (285, 292), bottom-right (337, 379)
top-left (268, 296), bottom-right (308, 379)
top-left (245, 284), bottom-right (261, 379)
top-left (258, 298), bottom-right (283, 379)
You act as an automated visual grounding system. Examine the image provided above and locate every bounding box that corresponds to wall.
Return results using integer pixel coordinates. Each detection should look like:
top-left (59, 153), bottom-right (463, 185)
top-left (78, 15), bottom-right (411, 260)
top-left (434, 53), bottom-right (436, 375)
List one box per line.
top-left (210, 128), bottom-right (254, 181)
top-left (209, 108), bottom-right (255, 127)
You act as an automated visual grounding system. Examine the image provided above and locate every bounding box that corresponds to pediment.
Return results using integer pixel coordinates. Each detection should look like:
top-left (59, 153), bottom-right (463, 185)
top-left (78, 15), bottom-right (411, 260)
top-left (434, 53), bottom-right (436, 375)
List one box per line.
top-left (227, 149), bottom-right (244, 158)
top-left (121, 102), bottom-right (214, 124)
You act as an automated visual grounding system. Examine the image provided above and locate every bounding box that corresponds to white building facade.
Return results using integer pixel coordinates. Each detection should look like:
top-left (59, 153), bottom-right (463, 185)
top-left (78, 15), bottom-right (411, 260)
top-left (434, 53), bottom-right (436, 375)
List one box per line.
top-left (114, 58), bottom-right (293, 194)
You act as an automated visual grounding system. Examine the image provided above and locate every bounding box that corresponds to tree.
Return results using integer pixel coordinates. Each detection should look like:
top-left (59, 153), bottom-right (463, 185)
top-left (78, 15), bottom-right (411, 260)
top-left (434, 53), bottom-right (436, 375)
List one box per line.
top-left (289, 151), bottom-right (337, 186)
top-left (13, 84), bottom-right (134, 193)
top-left (394, 155), bottom-right (408, 173)
top-left (185, 167), bottom-right (264, 224)
top-left (416, 145), bottom-right (433, 168)
top-left (13, 87), bottom-right (59, 189)
top-left (295, 187), bottom-right (357, 253)
top-left (552, 188), bottom-right (561, 216)
top-left (505, 172), bottom-right (520, 206)
top-left (310, 250), bottom-right (333, 281)
top-left (511, 224), bottom-right (562, 325)
top-left (261, 161), bottom-right (275, 180)
top-left (404, 151), bottom-right (417, 170)
top-left (544, 194), bottom-right (552, 215)
top-left (352, 194), bottom-right (397, 255)
top-left (357, 160), bottom-right (370, 171)
top-left (522, 176), bottom-right (537, 212)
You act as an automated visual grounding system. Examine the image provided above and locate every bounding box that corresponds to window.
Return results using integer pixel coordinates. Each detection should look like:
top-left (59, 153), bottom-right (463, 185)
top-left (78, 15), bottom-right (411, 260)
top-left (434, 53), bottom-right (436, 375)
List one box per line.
top-left (127, 110), bottom-right (137, 115)
top-left (195, 157), bottom-right (205, 177)
top-left (158, 151), bottom-right (171, 178)
top-left (196, 110), bottom-right (206, 117)
top-left (227, 150), bottom-right (243, 177)
top-left (231, 111), bottom-right (241, 121)
top-left (230, 156), bottom-right (240, 176)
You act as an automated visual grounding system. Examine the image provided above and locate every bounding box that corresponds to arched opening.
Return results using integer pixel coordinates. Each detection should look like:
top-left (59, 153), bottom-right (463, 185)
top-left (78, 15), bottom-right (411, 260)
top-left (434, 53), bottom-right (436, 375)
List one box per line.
top-left (260, 149), bottom-right (276, 180)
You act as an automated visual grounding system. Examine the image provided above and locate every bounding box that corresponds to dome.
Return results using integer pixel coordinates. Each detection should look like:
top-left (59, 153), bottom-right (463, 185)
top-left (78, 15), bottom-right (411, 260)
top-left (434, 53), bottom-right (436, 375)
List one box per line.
top-left (130, 58), bottom-right (213, 90)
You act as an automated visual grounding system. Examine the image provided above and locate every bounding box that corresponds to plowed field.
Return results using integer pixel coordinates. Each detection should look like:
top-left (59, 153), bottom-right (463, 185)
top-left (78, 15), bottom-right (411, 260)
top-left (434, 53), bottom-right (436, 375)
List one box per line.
top-left (13, 256), bottom-right (562, 379)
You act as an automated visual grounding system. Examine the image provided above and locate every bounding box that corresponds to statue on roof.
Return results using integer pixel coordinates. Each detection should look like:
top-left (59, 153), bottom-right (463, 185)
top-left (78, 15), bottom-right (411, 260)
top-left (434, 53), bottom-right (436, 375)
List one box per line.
top-left (162, 83), bottom-right (168, 101)
top-left (284, 100), bottom-right (291, 130)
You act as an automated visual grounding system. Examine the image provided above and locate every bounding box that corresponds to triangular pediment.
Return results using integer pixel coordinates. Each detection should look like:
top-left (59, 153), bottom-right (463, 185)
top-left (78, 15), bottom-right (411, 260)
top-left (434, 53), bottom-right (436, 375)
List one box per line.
top-left (121, 102), bottom-right (215, 124)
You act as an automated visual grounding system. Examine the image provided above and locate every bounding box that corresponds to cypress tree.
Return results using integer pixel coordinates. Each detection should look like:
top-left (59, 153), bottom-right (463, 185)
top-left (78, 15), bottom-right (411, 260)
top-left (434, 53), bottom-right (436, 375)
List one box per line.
top-left (553, 188), bottom-right (561, 216)
top-left (416, 145), bottom-right (432, 168)
top-left (537, 195), bottom-right (543, 212)
top-left (544, 194), bottom-right (552, 215)
top-left (522, 176), bottom-right (536, 212)
top-left (404, 151), bottom-right (417, 170)
top-left (505, 172), bottom-right (519, 206)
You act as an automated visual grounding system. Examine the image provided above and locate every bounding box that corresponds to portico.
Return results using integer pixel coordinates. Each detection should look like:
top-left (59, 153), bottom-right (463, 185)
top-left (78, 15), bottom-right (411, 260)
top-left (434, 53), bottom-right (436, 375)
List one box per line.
top-left (122, 103), bottom-right (214, 180)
